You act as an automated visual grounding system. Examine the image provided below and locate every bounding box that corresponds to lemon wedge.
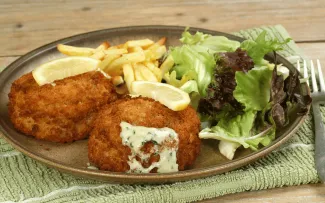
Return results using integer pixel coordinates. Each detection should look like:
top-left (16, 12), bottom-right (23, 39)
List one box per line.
top-left (131, 81), bottom-right (190, 111)
top-left (32, 57), bottom-right (100, 85)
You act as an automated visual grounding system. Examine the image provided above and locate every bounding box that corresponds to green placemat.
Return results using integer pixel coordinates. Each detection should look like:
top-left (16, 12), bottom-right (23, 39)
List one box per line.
top-left (0, 25), bottom-right (320, 203)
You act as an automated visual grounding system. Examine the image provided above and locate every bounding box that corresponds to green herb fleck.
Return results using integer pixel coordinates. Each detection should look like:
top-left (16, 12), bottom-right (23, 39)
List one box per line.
top-left (151, 140), bottom-right (159, 145)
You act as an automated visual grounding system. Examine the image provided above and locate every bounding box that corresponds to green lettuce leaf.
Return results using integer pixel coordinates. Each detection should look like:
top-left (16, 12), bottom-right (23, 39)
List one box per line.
top-left (180, 29), bottom-right (210, 45)
top-left (199, 110), bottom-right (256, 150)
top-left (180, 29), bottom-right (240, 53)
top-left (180, 80), bottom-right (199, 93)
top-left (179, 80), bottom-right (201, 110)
top-left (166, 28), bottom-right (241, 96)
top-left (240, 31), bottom-right (291, 65)
top-left (199, 124), bottom-right (274, 151)
top-left (164, 70), bottom-right (196, 88)
top-left (216, 110), bottom-right (256, 159)
top-left (233, 66), bottom-right (273, 111)
top-left (218, 141), bottom-right (241, 160)
top-left (170, 45), bottom-right (215, 96)
top-left (199, 109), bottom-right (276, 159)
top-left (217, 110), bottom-right (256, 137)
top-left (259, 127), bottom-right (275, 146)
top-left (200, 126), bottom-right (251, 148)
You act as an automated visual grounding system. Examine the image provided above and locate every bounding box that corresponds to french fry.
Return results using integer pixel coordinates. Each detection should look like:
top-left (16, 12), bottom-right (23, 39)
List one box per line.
top-left (144, 62), bottom-right (162, 82)
top-left (156, 37), bottom-right (167, 46)
top-left (112, 76), bottom-right (124, 86)
top-left (90, 42), bottom-right (110, 60)
top-left (56, 37), bottom-right (168, 91)
top-left (128, 46), bottom-right (143, 53)
top-left (57, 44), bottom-right (95, 56)
top-left (147, 43), bottom-right (159, 52)
top-left (98, 54), bottom-right (121, 70)
top-left (106, 51), bottom-right (146, 74)
top-left (136, 63), bottom-right (158, 82)
top-left (90, 50), bottom-right (106, 60)
top-left (147, 37), bottom-right (167, 50)
top-left (123, 64), bottom-right (135, 92)
top-left (133, 64), bottom-right (145, 81)
top-left (107, 46), bottom-right (118, 50)
top-left (154, 60), bottom-right (159, 67)
top-left (143, 46), bottom-right (166, 61)
top-left (144, 50), bottom-right (155, 61)
top-left (125, 39), bottom-right (154, 48)
top-left (117, 44), bottom-right (126, 49)
top-left (153, 45), bottom-right (167, 60)
top-left (160, 55), bottom-right (174, 75)
top-left (103, 49), bottom-right (128, 55)
top-left (143, 61), bottom-right (155, 70)
top-left (95, 42), bottom-right (110, 51)
top-left (107, 43), bottom-right (125, 50)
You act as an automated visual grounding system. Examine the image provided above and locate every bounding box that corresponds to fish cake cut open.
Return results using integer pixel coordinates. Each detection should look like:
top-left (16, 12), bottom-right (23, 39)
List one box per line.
top-left (88, 96), bottom-right (201, 173)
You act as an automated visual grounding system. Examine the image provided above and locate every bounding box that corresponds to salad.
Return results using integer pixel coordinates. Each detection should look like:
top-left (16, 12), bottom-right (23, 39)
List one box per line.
top-left (161, 28), bottom-right (311, 160)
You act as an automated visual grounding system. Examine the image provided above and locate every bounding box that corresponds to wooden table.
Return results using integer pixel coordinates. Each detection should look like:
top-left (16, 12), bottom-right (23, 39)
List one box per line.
top-left (1, 0), bottom-right (325, 202)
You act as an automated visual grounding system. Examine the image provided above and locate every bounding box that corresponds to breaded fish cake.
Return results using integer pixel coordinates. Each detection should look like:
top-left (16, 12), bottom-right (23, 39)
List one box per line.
top-left (88, 97), bottom-right (201, 172)
top-left (8, 71), bottom-right (118, 143)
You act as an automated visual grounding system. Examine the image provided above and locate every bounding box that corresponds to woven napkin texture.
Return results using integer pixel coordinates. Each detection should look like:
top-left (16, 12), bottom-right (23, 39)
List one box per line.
top-left (0, 25), bottom-right (320, 203)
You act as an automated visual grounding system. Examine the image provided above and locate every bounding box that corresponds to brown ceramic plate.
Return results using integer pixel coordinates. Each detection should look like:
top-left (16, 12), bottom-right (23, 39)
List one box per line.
top-left (0, 26), bottom-right (309, 184)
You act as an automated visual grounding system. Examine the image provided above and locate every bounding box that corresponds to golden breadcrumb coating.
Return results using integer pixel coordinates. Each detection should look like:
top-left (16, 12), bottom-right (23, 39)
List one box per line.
top-left (88, 96), bottom-right (201, 172)
top-left (8, 71), bottom-right (118, 143)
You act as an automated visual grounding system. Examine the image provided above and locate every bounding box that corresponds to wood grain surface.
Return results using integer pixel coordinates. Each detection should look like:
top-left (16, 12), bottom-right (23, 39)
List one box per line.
top-left (1, 0), bottom-right (325, 56)
top-left (1, 0), bottom-right (325, 202)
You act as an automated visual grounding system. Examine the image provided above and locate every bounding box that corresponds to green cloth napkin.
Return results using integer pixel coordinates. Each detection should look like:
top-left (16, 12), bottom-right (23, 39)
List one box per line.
top-left (0, 25), bottom-right (320, 203)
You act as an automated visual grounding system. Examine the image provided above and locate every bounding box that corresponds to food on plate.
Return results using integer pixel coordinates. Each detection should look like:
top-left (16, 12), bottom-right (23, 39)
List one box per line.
top-left (57, 42), bottom-right (110, 57)
top-left (32, 56), bottom-right (101, 86)
top-left (57, 44), bottom-right (96, 56)
top-left (8, 71), bottom-right (118, 143)
top-left (131, 81), bottom-right (190, 111)
top-left (9, 37), bottom-right (169, 144)
top-left (161, 28), bottom-right (311, 160)
top-left (7, 29), bottom-right (311, 174)
top-left (57, 37), bottom-right (167, 88)
top-left (88, 97), bottom-right (201, 173)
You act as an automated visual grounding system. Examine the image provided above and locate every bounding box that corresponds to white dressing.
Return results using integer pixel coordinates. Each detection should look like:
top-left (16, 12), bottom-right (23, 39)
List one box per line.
top-left (120, 121), bottom-right (179, 173)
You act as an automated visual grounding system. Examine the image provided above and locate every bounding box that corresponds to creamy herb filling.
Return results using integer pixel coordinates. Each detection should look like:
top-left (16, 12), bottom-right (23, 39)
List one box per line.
top-left (120, 121), bottom-right (179, 173)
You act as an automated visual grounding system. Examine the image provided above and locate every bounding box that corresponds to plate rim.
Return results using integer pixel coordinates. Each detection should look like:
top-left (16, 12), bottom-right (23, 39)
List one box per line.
top-left (0, 25), bottom-right (310, 184)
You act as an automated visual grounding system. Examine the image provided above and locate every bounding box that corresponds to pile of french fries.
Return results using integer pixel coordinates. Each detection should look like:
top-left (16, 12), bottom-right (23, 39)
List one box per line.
top-left (57, 37), bottom-right (174, 94)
